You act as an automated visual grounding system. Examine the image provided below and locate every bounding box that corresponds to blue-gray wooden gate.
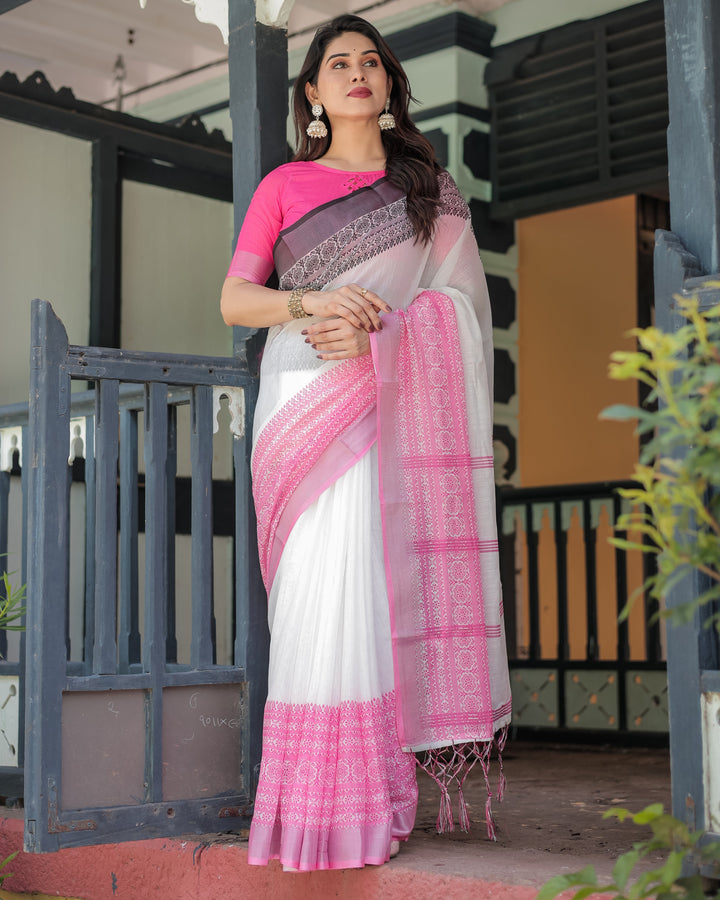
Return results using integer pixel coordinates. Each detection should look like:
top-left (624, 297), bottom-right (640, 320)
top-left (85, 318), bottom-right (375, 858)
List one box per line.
top-left (24, 299), bottom-right (267, 851)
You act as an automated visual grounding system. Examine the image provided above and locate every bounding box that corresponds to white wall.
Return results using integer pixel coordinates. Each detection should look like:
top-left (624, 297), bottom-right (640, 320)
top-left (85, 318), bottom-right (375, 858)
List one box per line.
top-left (0, 119), bottom-right (92, 407)
top-left (121, 181), bottom-right (233, 359)
top-left (0, 120), bottom-right (234, 411)
top-left (121, 181), bottom-right (236, 481)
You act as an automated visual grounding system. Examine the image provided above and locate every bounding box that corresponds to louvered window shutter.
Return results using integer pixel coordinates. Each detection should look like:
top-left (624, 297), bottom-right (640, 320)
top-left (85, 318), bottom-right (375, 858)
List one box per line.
top-left (486, 0), bottom-right (668, 220)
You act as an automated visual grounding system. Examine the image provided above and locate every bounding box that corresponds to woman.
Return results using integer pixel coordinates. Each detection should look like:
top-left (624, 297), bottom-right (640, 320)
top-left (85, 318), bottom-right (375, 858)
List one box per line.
top-left (221, 14), bottom-right (511, 872)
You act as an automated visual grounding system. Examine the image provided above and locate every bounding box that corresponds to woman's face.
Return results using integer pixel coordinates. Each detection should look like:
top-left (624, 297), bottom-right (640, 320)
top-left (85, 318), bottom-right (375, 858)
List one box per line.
top-left (306, 32), bottom-right (391, 126)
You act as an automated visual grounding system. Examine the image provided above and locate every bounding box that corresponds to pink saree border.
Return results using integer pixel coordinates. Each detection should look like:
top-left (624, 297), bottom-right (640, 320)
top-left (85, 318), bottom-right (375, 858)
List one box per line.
top-left (247, 690), bottom-right (418, 870)
top-left (371, 290), bottom-right (508, 839)
top-left (252, 355), bottom-right (376, 589)
top-left (371, 290), bottom-right (496, 751)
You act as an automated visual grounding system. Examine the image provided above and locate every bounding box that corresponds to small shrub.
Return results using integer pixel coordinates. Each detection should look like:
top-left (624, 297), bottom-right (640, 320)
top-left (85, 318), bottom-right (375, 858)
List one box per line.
top-left (601, 293), bottom-right (720, 628)
top-left (0, 569), bottom-right (26, 644)
top-left (537, 805), bottom-right (720, 900)
top-left (540, 296), bottom-right (720, 900)
top-left (0, 563), bottom-right (25, 884)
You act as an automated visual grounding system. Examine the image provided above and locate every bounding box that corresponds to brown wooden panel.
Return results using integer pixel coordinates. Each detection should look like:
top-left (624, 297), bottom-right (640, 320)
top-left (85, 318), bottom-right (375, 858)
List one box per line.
top-left (161, 684), bottom-right (245, 802)
top-left (61, 690), bottom-right (147, 810)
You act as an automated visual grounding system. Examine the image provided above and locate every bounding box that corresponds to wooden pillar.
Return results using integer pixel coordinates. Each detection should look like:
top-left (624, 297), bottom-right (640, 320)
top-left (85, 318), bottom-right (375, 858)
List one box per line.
top-left (226, 0), bottom-right (289, 803)
top-left (658, 0), bottom-right (720, 838)
top-left (227, 0), bottom-right (289, 373)
top-left (664, 0), bottom-right (720, 271)
top-left (89, 140), bottom-right (122, 348)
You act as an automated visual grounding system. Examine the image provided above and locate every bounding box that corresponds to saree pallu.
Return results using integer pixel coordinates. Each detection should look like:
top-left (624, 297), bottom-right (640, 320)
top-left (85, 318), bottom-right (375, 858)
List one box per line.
top-left (248, 173), bottom-right (511, 871)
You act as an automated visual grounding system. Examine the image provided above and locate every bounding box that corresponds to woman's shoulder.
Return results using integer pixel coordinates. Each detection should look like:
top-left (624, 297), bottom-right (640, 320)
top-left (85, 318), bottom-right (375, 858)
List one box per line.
top-left (262, 160), bottom-right (321, 182)
top-left (436, 169), bottom-right (471, 220)
top-left (255, 160), bottom-right (331, 198)
top-left (254, 161), bottom-right (307, 189)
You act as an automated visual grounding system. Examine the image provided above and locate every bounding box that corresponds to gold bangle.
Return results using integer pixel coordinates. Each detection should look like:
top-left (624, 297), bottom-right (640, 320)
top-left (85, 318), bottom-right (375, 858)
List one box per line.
top-left (288, 287), bottom-right (311, 319)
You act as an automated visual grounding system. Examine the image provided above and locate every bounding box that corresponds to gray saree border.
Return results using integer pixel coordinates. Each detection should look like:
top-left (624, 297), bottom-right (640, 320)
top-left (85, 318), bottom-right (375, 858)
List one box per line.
top-left (275, 171), bottom-right (470, 291)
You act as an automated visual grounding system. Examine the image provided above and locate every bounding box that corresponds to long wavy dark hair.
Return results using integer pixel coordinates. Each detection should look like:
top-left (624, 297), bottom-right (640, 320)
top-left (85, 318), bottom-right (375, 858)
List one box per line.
top-left (292, 14), bottom-right (442, 244)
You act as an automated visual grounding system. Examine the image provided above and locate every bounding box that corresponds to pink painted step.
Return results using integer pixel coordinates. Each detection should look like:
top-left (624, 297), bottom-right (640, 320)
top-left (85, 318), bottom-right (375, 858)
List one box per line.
top-left (0, 814), bottom-right (560, 900)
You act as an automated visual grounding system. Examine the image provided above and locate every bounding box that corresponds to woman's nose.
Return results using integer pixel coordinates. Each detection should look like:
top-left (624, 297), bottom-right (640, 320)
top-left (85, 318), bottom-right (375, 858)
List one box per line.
top-left (350, 66), bottom-right (367, 82)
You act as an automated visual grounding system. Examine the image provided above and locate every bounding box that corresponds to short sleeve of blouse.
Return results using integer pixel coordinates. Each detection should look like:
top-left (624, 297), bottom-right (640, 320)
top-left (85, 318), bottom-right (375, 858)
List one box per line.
top-left (226, 167), bottom-right (286, 284)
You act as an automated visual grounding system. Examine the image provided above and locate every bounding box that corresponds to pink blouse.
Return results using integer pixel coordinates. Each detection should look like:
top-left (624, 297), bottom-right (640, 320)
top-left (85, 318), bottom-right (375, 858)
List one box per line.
top-left (226, 161), bottom-right (385, 285)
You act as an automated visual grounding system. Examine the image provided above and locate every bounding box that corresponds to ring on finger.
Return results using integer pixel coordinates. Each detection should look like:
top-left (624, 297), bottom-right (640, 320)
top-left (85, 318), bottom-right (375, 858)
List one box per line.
top-left (360, 287), bottom-right (368, 296)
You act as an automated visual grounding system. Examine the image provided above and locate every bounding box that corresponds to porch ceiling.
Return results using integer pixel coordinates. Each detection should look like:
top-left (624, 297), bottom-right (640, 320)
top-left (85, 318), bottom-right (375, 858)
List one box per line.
top-left (0, 0), bottom-right (515, 109)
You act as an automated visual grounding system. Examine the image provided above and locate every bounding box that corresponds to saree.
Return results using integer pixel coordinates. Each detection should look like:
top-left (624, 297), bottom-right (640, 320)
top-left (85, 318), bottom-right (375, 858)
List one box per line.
top-left (248, 171), bottom-right (511, 870)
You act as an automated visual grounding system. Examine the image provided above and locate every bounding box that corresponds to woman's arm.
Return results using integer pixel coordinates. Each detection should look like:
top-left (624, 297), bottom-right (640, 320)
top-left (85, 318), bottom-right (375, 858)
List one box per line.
top-left (221, 277), bottom-right (391, 332)
top-left (220, 277), bottom-right (294, 328)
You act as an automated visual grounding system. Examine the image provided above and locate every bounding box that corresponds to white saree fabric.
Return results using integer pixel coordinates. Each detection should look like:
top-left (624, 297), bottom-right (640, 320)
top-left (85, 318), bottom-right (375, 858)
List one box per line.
top-left (247, 172), bottom-right (511, 870)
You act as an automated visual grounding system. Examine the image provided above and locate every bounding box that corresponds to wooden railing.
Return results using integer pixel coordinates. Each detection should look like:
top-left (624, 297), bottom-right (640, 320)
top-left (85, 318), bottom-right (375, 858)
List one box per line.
top-left (497, 481), bottom-right (667, 739)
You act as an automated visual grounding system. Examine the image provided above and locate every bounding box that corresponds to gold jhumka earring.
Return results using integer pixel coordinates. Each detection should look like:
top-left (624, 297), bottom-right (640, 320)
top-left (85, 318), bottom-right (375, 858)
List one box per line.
top-left (306, 103), bottom-right (328, 139)
top-left (378, 97), bottom-right (396, 131)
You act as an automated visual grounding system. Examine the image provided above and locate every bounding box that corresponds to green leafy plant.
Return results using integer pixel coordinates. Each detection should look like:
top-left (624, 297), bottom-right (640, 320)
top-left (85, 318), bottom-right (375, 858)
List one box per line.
top-left (538, 297), bottom-right (720, 900)
top-left (537, 804), bottom-right (720, 900)
top-left (600, 293), bottom-right (720, 627)
top-left (0, 850), bottom-right (18, 887)
top-left (0, 561), bottom-right (25, 885)
top-left (0, 569), bottom-right (26, 645)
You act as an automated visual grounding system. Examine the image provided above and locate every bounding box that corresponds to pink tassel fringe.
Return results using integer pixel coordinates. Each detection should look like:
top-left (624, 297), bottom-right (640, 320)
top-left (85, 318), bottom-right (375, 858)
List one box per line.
top-left (437, 785), bottom-right (454, 833)
top-left (416, 726), bottom-right (509, 842)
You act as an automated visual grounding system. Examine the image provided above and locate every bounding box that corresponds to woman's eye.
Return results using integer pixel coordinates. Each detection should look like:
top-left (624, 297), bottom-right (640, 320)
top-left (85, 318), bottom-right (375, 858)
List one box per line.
top-left (329, 58), bottom-right (378, 69)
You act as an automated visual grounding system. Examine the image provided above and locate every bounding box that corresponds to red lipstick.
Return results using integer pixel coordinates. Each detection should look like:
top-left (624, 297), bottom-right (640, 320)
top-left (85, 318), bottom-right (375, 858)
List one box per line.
top-left (348, 87), bottom-right (372, 98)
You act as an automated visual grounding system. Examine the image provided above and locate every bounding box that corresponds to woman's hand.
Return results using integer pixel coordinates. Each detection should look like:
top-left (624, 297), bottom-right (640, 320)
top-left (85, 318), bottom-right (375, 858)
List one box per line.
top-left (304, 318), bottom-right (371, 360)
top-left (301, 284), bottom-right (391, 333)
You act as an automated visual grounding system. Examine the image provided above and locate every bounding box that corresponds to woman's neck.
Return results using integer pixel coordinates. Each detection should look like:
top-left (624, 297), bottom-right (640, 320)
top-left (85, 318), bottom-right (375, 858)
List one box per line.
top-left (320, 122), bottom-right (386, 172)
top-left (316, 154), bottom-right (386, 172)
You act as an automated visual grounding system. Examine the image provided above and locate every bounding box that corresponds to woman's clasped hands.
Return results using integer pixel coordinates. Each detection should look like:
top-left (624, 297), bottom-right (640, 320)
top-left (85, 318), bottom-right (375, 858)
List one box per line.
top-left (301, 283), bottom-right (391, 359)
